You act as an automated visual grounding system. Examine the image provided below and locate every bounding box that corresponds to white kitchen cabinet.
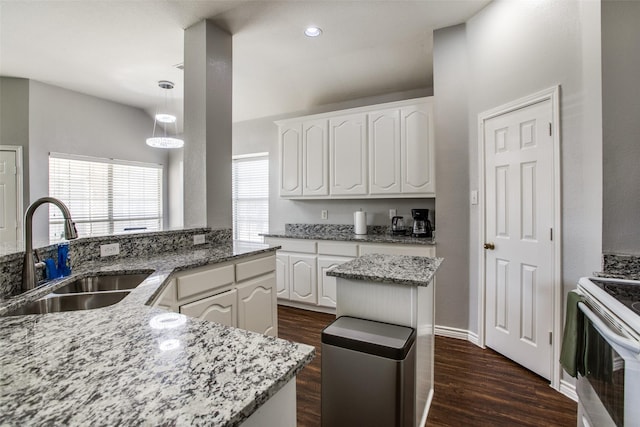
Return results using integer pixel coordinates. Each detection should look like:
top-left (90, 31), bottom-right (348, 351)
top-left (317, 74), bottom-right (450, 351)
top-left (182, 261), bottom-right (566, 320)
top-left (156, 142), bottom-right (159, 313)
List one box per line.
top-left (317, 255), bottom-right (353, 308)
top-left (302, 119), bottom-right (329, 196)
top-left (279, 123), bottom-right (303, 196)
top-left (401, 102), bottom-right (435, 195)
top-left (237, 273), bottom-right (277, 336)
top-left (276, 97), bottom-right (435, 199)
top-left (329, 113), bottom-right (368, 196)
top-left (275, 253), bottom-right (290, 299)
top-left (289, 254), bottom-right (318, 304)
top-left (152, 254), bottom-right (277, 336)
top-left (180, 288), bottom-right (238, 327)
top-left (369, 108), bottom-right (401, 195)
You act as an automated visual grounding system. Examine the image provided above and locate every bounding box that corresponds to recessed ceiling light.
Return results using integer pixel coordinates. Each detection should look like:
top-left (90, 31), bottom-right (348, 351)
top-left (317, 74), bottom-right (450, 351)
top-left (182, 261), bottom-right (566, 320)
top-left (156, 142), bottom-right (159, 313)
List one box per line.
top-left (304, 26), bottom-right (322, 37)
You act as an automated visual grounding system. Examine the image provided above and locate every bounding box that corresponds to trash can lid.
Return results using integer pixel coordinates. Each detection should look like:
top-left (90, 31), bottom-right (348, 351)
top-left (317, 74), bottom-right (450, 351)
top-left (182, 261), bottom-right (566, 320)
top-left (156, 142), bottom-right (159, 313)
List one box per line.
top-left (321, 316), bottom-right (416, 360)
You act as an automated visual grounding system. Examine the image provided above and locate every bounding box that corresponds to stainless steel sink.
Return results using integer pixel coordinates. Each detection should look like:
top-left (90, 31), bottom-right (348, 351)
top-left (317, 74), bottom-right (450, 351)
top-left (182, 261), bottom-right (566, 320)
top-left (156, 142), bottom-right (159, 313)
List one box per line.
top-left (53, 272), bottom-right (150, 294)
top-left (3, 291), bottom-right (130, 316)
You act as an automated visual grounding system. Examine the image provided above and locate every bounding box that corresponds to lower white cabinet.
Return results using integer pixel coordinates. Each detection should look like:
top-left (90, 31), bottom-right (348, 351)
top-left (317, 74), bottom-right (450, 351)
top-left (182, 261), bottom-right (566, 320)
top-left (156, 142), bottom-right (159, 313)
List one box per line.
top-left (317, 256), bottom-right (354, 308)
top-left (237, 273), bottom-right (278, 336)
top-left (289, 254), bottom-right (317, 304)
top-left (275, 254), bottom-right (290, 299)
top-left (180, 288), bottom-right (238, 327)
top-left (152, 253), bottom-right (277, 337)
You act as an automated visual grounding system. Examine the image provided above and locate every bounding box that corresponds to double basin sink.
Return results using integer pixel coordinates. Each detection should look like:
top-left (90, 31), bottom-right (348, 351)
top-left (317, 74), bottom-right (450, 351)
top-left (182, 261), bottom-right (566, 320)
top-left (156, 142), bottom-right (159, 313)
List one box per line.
top-left (4, 272), bottom-right (151, 316)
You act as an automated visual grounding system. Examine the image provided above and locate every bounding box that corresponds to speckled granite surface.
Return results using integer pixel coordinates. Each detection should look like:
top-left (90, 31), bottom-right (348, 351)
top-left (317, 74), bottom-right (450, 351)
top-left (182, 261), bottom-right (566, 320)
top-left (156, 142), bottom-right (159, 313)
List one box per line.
top-left (0, 227), bottom-right (229, 298)
top-left (0, 240), bottom-right (314, 427)
top-left (263, 223), bottom-right (435, 245)
top-left (594, 253), bottom-right (640, 280)
top-left (327, 253), bottom-right (443, 287)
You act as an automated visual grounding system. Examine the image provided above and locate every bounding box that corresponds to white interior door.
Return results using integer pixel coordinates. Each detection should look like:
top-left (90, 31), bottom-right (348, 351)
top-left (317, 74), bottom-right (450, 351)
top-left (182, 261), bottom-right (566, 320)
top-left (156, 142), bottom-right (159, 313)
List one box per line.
top-left (0, 149), bottom-right (18, 245)
top-left (484, 99), bottom-right (555, 380)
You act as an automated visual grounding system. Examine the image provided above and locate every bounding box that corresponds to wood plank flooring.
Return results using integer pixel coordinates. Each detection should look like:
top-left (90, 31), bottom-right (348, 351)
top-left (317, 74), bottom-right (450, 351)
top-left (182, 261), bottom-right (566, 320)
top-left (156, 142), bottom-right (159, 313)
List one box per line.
top-left (277, 305), bottom-right (577, 427)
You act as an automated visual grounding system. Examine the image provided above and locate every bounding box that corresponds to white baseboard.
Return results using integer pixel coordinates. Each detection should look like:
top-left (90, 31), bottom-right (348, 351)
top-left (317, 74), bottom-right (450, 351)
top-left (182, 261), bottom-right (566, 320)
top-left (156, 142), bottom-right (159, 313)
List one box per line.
top-left (435, 325), bottom-right (481, 347)
top-left (559, 379), bottom-right (578, 402)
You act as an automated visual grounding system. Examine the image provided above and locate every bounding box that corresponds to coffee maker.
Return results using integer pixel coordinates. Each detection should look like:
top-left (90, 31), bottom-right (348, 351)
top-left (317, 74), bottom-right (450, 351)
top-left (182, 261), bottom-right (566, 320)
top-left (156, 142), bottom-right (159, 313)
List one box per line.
top-left (411, 209), bottom-right (433, 238)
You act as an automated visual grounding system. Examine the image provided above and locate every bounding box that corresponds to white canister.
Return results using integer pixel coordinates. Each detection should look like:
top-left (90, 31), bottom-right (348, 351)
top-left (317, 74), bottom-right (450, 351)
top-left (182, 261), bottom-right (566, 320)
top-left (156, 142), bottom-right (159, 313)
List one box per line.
top-left (354, 211), bottom-right (367, 235)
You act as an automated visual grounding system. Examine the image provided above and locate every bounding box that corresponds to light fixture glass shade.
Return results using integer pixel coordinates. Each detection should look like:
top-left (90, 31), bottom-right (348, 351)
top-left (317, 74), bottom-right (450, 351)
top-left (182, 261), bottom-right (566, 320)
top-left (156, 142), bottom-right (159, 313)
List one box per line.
top-left (146, 137), bottom-right (184, 149)
top-left (147, 80), bottom-right (183, 149)
top-left (304, 26), bottom-right (322, 37)
top-left (155, 113), bottom-right (177, 123)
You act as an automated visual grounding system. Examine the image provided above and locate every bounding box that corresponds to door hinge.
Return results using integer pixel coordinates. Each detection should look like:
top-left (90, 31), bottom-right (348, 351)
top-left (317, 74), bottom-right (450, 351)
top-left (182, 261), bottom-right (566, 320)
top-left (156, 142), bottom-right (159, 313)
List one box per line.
top-left (549, 123), bottom-right (552, 136)
top-left (549, 331), bottom-right (553, 345)
top-left (550, 228), bottom-right (553, 241)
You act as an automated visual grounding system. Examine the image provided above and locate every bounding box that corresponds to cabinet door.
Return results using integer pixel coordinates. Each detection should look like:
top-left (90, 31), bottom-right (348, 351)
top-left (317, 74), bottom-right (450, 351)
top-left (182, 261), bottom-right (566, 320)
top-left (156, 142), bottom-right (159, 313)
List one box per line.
top-left (369, 108), bottom-right (401, 195)
top-left (401, 102), bottom-right (435, 195)
top-left (289, 254), bottom-right (317, 304)
top-left (303, 119), bottom-right (329, 196)
top-left (279, 123), bottom-right (303, 196)
top-left (275, 253), bottom-right (290, 300)
top-left (317, 256), bottom-right (353, 308)
top-left (330, 113), bottom-right (368, 195)
top-left (179, 288), bottom-right (237, 327)
top-left (237, 273), bottom-right (277, 337)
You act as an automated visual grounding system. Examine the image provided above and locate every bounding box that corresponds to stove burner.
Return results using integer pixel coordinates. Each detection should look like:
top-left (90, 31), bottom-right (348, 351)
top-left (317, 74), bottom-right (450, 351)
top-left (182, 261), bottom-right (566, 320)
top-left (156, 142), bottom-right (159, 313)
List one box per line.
top-left (591, 279), bottom-right (640, 315)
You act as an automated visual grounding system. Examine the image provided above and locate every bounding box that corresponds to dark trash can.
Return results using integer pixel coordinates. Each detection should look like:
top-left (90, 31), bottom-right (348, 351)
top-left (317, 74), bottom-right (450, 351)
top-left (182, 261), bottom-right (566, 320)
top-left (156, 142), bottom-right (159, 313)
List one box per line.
top-left (321, 316), bottom-right (416, 427)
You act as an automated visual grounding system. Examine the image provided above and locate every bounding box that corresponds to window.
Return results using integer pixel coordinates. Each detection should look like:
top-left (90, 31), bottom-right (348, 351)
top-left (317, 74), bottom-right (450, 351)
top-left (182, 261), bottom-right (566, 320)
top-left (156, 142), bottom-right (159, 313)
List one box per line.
top-left (232, 153), bottom-right (269, 242)
top-left (49, 153), bottom-right (163, 241)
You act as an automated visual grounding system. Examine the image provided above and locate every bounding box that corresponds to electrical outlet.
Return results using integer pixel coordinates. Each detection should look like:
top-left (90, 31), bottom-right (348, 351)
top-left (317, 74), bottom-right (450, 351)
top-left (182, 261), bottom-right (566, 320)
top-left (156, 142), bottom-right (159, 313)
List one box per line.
top-left (321, 210), bottom-right (328, 220)
top-left (100, 243), bottom-right (120, 257)
top-left (389, 209), bottom-right (397, 219)
top-left (193, 234), bottom-right (206, 245)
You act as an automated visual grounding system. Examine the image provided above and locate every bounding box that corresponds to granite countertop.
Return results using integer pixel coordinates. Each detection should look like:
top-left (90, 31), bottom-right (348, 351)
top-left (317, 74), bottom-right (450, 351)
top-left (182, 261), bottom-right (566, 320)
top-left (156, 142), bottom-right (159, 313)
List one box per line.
top-left (327, 253), bottom-right (443, 287)
top-left (263, 230), bottom-right (435, 246)
top-left (0, 241), bottom-right (315, 426)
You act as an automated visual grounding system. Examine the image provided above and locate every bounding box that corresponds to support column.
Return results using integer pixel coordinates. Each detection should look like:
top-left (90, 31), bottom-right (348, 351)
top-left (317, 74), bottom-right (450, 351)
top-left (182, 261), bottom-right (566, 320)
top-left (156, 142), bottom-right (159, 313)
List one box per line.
top-left (183, 20), bottom-right (232, 228)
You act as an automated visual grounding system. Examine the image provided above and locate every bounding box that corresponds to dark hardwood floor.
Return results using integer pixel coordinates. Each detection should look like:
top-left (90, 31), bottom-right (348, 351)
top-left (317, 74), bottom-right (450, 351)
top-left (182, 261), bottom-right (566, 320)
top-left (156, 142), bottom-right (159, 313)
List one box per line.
top-left (277, 305), bottom-right (577, 427)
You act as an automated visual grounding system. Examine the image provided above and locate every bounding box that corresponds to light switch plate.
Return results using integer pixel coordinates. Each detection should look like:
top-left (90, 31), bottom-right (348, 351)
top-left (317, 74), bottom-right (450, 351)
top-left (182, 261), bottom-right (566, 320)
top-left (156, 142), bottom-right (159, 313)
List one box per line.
top-left (193, 234), bottom-right (206, 245)
top-left (321, 210), bottom-right (328, 220)
top-left (100, 243), bottom-right (120, 257)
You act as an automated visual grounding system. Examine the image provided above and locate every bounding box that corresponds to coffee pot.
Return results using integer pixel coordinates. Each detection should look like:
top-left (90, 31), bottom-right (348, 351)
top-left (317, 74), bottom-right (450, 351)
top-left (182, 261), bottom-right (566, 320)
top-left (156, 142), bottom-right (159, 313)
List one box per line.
top-left (411, 209), bottom-right (433, 238)
top-left (391, 216), bottom-right (406, 235)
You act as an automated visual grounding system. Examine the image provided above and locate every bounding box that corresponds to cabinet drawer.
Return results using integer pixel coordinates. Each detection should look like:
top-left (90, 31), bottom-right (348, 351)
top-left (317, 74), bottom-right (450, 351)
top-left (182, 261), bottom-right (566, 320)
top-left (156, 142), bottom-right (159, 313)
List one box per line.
top-left (236, 255), bottom-right (276, 282)
top-left (276, 239), bottom-right (317, 254)
top-left (317, 241), bottom-right (358, 257)
top-left (177, 264), bottom-right (235, 300)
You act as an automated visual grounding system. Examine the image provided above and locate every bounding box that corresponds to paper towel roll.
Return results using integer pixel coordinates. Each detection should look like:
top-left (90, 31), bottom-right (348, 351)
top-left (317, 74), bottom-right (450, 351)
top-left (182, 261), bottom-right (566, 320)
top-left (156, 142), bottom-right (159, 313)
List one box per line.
top-left (354, 211), bottom-right (367, 235)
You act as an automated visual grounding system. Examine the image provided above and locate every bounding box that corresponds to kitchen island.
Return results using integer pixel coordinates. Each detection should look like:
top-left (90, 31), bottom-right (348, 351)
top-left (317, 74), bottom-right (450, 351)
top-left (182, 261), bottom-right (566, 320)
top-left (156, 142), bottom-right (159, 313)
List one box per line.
top-left (0, 238), bottom-right (314, 426)
top-left (327, 253), bottom-right (442, 427)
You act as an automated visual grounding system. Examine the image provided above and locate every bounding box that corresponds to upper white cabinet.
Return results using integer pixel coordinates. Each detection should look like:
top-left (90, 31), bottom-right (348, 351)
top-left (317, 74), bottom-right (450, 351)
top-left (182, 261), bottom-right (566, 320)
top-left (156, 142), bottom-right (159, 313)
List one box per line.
top-left (329, 113), bottom-right (368, 196)
top-left (279, 123), bottom-right (302, 196)
top-left (401, 102), bottom-right (435, 195)
top-left (302, 120), bottom-right (329, 196)
top-left (277, 97), bottom-right (435, 199)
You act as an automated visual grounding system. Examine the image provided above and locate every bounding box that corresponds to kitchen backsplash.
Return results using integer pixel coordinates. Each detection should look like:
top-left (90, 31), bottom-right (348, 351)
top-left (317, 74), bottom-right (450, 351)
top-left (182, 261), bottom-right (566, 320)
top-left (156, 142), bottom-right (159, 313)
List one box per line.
top-left (0, 228), bottom-right (231, 299)
top-left (285, 223), bottom-right (391, 235)
top-left (599, 253), bottom-right (640, 280)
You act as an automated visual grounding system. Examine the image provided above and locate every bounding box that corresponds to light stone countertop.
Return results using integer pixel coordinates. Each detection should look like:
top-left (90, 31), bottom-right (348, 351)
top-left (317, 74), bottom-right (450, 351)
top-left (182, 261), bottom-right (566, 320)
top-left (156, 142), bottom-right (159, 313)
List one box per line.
top-left (327, 253), bottom-right (443, 287)
top-left (262, 231), bottom-right (436, 246)
top-left (0, 241), bottom-right (314, 427)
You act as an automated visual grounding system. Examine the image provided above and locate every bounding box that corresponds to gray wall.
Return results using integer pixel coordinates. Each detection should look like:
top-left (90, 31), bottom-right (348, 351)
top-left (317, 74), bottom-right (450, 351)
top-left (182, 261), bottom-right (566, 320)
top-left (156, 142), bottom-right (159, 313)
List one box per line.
top-left (233, 88), bottom-right (436, 232)
top-left (433, 24), bottom-right (471, 332)
top-left (602, 0), bottom-right (640, 255)
top-left (0, 77), bottom-right (30, 210)
top-left (27, 81), bottom-right (169, 244)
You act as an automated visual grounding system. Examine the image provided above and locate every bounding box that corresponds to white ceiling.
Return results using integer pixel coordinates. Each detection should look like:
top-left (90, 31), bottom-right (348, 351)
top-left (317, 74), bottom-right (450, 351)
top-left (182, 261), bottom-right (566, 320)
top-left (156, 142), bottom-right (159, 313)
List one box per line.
top-left (0, 0), bottom-right (490, 124)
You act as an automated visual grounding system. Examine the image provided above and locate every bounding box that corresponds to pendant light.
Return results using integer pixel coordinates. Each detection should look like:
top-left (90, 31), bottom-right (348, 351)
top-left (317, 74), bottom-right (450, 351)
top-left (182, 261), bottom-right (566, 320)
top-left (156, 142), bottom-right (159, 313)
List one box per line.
top-left (146, 80), bottom-right (184, 149)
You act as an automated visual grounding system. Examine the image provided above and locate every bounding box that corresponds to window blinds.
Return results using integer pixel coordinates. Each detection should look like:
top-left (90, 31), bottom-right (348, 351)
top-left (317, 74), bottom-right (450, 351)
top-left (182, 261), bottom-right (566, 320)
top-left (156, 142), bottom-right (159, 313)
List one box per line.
top-left (49, 153), bottom-right (163, 241)
top-left (232, 153), bottom-right (269, 243)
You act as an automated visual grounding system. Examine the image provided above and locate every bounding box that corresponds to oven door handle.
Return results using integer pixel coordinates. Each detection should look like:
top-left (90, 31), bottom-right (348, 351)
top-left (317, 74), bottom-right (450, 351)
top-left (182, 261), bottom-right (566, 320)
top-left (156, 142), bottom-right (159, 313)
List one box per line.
top-left (578, 302), bottom-right (640, 353)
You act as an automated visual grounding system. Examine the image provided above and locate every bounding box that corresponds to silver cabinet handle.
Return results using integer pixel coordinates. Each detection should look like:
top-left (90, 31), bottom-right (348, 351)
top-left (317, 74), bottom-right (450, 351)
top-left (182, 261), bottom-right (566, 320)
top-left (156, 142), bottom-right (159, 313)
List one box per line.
top-left (578, 302), bottom-right (640, 353)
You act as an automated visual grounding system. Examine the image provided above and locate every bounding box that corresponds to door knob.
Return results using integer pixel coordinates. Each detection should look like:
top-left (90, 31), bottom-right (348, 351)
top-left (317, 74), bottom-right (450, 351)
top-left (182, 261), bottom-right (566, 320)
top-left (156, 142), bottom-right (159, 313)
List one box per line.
top-left (484, 243), bottom-right (495, 250)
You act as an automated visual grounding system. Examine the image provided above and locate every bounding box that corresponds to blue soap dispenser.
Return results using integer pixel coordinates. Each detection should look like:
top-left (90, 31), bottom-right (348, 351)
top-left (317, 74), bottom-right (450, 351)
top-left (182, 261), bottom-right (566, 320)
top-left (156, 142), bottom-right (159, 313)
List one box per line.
top-left (57, 242), bottom-right (72, 277)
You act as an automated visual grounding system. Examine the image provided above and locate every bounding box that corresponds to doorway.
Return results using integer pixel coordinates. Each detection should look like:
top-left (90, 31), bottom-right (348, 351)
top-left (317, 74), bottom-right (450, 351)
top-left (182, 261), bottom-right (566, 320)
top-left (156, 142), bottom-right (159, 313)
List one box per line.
top-left (477, 87), bottom-right (561, 389)
top-left (0, 146), bottom-right (23, 247)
